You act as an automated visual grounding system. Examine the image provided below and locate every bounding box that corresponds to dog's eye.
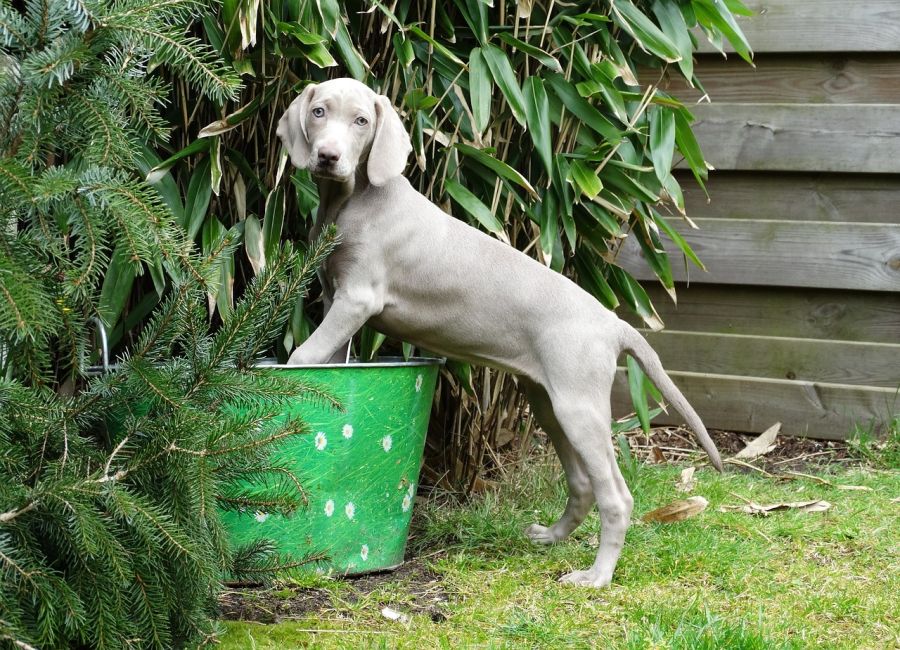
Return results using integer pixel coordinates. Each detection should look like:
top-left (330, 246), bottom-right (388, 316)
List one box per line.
top-left (354, 116), bottom-right (369, 126)
top-left (312, 107), bottom-right (325, 118)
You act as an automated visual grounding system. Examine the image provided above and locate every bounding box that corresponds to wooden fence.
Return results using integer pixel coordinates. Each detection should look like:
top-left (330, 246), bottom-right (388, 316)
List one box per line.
top-left (611, 0), bottom-right (900, 439)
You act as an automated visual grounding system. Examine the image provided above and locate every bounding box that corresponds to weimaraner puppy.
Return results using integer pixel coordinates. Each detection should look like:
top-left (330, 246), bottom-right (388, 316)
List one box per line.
top-left (277, 77), bottom-right (722, 588)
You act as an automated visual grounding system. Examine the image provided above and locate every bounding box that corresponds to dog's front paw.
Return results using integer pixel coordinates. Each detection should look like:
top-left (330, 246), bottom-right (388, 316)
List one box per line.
top-left (524, 523), bottom-right (562, 545)
top-left (559, 569), bottom-right (612, 588)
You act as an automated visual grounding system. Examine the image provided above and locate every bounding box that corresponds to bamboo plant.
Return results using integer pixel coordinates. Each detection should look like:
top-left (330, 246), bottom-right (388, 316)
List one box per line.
top-left (106, 0), bottom-right (753, 487)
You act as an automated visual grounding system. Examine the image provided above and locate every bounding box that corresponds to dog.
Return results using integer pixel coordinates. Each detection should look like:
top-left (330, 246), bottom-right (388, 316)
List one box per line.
top-left (276, 77), bottom-right (722, 588)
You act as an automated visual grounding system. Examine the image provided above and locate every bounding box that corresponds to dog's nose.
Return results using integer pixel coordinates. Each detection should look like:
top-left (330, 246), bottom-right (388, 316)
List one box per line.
top-left (317, 147), bottom-right (341, 165)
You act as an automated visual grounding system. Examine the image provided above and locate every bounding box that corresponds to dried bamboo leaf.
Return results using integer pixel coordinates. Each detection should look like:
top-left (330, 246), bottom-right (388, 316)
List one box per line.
top-left (733, 422), bottom-right (780, 460)
top-left (719, 500), bottom-right (832, 516)
top-left (642, 496), bottom-right (708, 523)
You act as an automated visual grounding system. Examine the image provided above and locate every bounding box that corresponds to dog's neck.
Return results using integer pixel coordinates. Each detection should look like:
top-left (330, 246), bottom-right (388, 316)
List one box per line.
top-left (314, 167), bottom-right (370, 227)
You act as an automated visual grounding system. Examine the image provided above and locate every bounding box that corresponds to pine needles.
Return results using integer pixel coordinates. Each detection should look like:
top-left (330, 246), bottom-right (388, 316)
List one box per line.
top-left (0, 2), bottom-right (336, 647)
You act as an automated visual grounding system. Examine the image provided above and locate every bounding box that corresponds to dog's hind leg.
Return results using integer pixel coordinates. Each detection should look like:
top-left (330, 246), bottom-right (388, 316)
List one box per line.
top-left (522, 380), bottom-right (595, 544)
top-left (547, 375), bottom-right (634, 588)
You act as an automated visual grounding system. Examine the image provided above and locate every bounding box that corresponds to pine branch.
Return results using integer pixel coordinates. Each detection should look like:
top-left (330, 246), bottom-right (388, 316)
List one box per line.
top-left (101, 19), bottom-right (240, 103)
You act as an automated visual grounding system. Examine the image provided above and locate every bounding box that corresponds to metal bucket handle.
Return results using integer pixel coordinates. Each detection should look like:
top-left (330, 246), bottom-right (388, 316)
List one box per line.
top-left (87, 317), bottom-right (110, 375)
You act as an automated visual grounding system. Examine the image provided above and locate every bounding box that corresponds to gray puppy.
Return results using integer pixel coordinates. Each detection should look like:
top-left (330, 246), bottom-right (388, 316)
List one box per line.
top-left (277, 78), bottom-right (722, 588)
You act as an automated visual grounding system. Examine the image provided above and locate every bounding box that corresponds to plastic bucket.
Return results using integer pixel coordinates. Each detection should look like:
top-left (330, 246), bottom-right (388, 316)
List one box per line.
top-left (219, 357), bottom-right (442, 575)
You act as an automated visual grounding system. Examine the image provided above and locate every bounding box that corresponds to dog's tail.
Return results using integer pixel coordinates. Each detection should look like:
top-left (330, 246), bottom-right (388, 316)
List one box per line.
top-left (618, 323), bottom-right (723, 472)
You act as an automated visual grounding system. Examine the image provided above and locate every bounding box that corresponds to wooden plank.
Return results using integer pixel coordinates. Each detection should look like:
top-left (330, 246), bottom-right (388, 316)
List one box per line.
top-left (637, 330), bottom-right (900, 388)
top-left (683, 103), bottom-right (900, 173)
top-left (611, 369), bottom-right (898, 439)
top-left (617, 219), bottom-right (900, 292)
top-left (676, 171), bottom-right (900, 224)
top-left (657, 55), bottom-right (900, 104)
top-left (693, 0), bottom-right (900, 53)
top-left (621, 284), bottom-right (900, 344)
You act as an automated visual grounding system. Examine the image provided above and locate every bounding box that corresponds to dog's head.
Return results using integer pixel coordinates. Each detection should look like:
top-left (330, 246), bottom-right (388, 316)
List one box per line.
top-left (276, 78), bottom-right (412, 186)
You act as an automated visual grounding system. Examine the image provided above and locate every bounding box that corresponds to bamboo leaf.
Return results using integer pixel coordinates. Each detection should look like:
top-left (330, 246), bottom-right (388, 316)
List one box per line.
top-left (545, 74), bottom-right (621, 142)
top-left (673, 107), bottom-right (708, 189)
top-left (481, 44), bottom-right (527, 127)
top-left (184, 158), bottom-right (213, 239)
top-left (454, 143), bottom-right (537, 198)
top-left (523, 76), bottom-right (552, 177)
top-left (611, 0), bottom-right (681, 63)
top-left (333, 18), bottom-right (368, 80)
top-left (626, 354), bottom-right (651, 432)
top-left (262, 188), bottom-right (285, 261)
top-left (407, 25), bottom-right (466, 69)
top-left (609, 266), bottom-right (664, 331)
top-left (497, 33), bottom-right (562, 73)
top-left (145, 139), bottom-right (209, 184)
top-left (469, 47), bottom-right (492, 135)
top-left (693, 0), bottom-right (754, 64)
top-left (652, 0), bottom-right (694, 81)
top-left (99, 252), bottom-right (136, 329)
top-left (244, 214), bottom-right (265, 275)
top-left (444, 179), bottom-right (505, 236)
top-left (654, 211), bottom-right (706, 271)
top-left (649, 105), bottom-right (675, 182)
top-left (567, 160), bottom-right (603, 200)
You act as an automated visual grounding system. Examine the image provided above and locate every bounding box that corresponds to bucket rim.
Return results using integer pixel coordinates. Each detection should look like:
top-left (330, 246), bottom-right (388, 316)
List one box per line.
top-left (253, 356), bottom-right (445, 370)
top-left (86, 356), bottom-right (445, 376)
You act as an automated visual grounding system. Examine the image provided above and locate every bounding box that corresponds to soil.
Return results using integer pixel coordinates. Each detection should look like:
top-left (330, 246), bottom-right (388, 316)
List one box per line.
top-left (622, 426), bottom-right (855, 473)
top-left (218, 556), bottom-right (450, 624)
top-left (218, 427), bottom-right (857, 624)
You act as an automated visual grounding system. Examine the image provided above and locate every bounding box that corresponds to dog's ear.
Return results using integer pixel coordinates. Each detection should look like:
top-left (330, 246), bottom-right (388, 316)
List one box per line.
top-left (367, 95), bottom-right (412, 186)
top-left (277, 83), bottom-right (317, 169)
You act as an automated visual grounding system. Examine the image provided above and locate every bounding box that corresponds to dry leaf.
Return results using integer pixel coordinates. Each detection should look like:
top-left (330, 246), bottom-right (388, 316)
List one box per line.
top-left (470, 476), bottom-right (499, 493)
top-left (381, 607), bottom-right (410, 624)
top-left (719, 500), bottom-right (831, 516)
top-left (836, 485), bottom-right (873, 492)
top-left (651, 446), bottom-right (667, 464)
top-left (642, 496), bottom-right (708, 523)
top-left (733, 422), bottom-right (781, 460)
top-left (495, 428), bottom-right (516, 449)
top-left (676, 467), bottom-right (696, 493)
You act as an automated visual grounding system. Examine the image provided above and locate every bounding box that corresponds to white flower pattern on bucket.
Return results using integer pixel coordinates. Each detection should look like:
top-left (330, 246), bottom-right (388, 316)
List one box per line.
top-left (402, 483), bottom-right (415, 512)
top-left (314, 431), bottom-right (327, 450)
top-left (345, 502), bottom-right (355, 519)
top-left (415, 373), bottom-right (423, 392)
top-left (342, 424), bottom-right (353, 439)
top-left (324, 500), bottom-right (334, 517)
top-left (254, 511), bottom-right (268, 523)
top-left (360, 544), bottom-right (369, 561)
top-left (382, 435), bottom-right (392, 452)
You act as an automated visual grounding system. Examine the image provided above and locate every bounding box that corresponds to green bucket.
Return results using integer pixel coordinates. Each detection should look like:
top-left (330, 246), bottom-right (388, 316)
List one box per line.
top-left (220, 358), bottom-right (442, 575)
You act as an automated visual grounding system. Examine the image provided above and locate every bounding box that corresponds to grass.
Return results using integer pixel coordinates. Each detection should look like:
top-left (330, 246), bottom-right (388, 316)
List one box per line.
top-left (218, 443), bottom-right (899, 649)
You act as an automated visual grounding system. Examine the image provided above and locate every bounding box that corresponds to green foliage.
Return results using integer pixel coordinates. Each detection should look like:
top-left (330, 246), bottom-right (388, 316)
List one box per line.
top-left (0, 0), bottom-right (242, 385)
top-left (0, 230), bottom-right (336, 650)
top-left (133, 0), bottom-right (752, 487)
top-left (0, 3), bottom-right (335, 648)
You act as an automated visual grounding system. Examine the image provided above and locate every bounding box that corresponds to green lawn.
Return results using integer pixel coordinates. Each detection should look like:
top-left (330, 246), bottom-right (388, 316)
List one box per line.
top-left (218, 445), bottom-right (899, 649)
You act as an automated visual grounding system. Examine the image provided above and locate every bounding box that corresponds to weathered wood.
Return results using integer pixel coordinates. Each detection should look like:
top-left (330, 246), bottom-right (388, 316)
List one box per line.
top-left (676, 171), bottom-right (900, 224)
top-left (682, 103), bottom-right (900, 174)
top-left (693, 0), bottom-right (900, 53)
top-left (621, 284), bottom-right (900, 344)
top-left (611, 369), bottom-right (898, 439)
top-left (658, 55), bottom-right (900, 104)
top-left (636, 330), bottom-right (900, 387)
top-left (617, 218), bottom-right (900, 292)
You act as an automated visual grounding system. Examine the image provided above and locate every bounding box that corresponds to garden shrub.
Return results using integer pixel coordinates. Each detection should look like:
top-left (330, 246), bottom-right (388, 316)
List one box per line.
top-left (0, 2), bottom-right (333, 647)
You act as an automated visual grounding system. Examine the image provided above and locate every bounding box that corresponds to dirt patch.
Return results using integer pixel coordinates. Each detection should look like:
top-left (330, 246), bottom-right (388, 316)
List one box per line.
top-left (624, 426), bottom-right (855, 473)
top-left (218, 556), bottom-right (450, 624)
